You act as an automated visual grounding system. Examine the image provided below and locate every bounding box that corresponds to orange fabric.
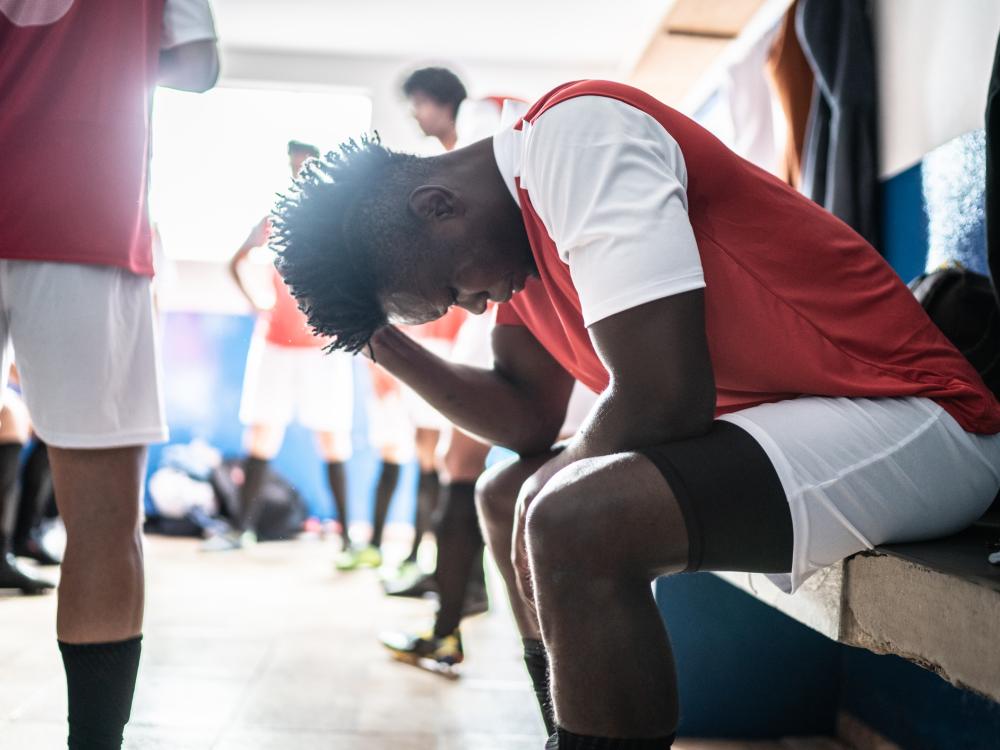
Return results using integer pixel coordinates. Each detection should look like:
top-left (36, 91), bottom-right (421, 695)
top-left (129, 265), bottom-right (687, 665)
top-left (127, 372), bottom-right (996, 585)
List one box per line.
top-left (496, 80), bottom-right (1000, 434)
top-left (765, 1), bottom-right (814, 189)
top-left (264, 266), bottom-right (326, 348)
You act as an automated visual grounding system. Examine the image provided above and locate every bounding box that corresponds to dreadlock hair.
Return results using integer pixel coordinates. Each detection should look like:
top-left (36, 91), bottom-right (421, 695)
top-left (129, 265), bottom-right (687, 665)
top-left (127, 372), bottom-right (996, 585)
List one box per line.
top-left (272, 134), bottom-right (435, 355)
top-left (402, 67), bottom-right (467, 119)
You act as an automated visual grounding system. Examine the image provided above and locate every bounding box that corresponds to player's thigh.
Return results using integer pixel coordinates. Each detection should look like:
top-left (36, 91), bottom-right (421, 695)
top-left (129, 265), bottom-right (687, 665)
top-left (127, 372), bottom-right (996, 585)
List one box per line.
top-left (529, 421), bottom-right (792, 578)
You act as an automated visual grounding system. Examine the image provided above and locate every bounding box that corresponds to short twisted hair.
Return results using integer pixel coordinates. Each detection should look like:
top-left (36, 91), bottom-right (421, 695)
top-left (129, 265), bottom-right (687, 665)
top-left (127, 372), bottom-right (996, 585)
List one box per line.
top-left (272, 134), bottom-right (433, 354)
top-left (402, 67), bottom-right (467, 118)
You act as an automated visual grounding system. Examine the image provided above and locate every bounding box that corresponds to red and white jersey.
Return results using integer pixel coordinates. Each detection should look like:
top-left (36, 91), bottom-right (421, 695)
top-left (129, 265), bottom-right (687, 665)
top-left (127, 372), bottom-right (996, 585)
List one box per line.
top-left (494, 80), bottom-right (1000, 435)
top-left (265, 265), bottom-right (326, 349)
top-left (0, 0), bottom-right (215, 276)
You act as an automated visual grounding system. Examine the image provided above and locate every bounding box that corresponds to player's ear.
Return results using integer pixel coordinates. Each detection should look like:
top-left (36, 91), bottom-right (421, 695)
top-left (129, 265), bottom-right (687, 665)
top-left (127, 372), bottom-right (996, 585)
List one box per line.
top-left (409, 185), bottom-right (461, 222)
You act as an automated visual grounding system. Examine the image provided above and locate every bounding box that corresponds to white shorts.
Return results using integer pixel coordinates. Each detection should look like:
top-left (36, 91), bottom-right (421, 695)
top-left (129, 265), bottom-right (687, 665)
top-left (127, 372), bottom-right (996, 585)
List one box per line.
top-left (451, 312), bottom-right (494, 368)
top-left (239, 338), bottom-right (354, 437)
top-left (0, 261), bottom-right (167, 448)
top-left (721, 396), bottom-right (1000, 593)
top-left (367, 389), bottom-right (416, 461)
top-left (401, 337), bottom-right (453, 430)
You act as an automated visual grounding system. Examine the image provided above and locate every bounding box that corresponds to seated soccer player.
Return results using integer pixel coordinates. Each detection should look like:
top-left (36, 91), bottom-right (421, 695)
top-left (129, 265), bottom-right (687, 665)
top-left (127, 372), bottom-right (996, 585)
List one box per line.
top-left (272, 81), bottom-right (1000, 749)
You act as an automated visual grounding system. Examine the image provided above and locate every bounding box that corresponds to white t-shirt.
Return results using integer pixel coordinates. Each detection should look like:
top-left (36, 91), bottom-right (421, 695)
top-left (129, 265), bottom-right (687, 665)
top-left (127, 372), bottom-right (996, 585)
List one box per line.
top-left (492, 95), bottom-right (705, 327)
top-left (162, 0), bottom-right (217, 49)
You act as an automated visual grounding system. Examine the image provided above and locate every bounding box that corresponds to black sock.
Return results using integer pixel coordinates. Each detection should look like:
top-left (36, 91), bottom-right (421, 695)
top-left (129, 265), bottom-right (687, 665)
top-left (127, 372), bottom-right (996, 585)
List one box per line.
top-left (407, 470), bottom-right (439, 561)
top-left (0, 442), bottom-right (22, 557)
top-left (325, 461), bottom-right (349, 546)
top-left (555, 728), bottom-right (675, 749)
top-left (59, 636), bottom-right (142, 750)
top-left (13, 440), bottom-right (49, 550)
top-left (524, 638), bottom-right (556, 736)
top-left (238, 456), bottom-right (269, 533)
top-left (370, 461), bottom-right (401, 549)
top-left (432, 482), bottom-right (482, 637)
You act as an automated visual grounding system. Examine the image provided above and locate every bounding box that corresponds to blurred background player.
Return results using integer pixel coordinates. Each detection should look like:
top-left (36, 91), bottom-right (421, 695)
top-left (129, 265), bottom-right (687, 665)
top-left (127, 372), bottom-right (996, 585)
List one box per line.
top-left (340, 360), bottom-right (418, 570)
top-left (378, 67), bottom-right (522, 670)
top-left (210, 140), bottom-right (355, 553)
top-left (381, 66), bottom-right (599, 676)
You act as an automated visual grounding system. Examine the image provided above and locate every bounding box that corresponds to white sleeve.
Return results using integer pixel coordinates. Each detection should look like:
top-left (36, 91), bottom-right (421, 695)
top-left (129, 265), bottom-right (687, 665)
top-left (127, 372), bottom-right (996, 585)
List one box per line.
top-left (519, 96), bottom-right (705, 327)
top-left (161, 0), bottom-right (217, 50)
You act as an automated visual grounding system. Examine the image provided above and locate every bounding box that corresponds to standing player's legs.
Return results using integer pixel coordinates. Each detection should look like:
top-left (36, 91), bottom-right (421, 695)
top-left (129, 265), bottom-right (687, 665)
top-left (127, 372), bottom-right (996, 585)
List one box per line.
top-left (49, 446), bottom-right (147, 642)
top-left (0, 388), bottom-right (52, 591)
top-left (353, 389), bottom-right (413, 570)
top-left (238, 423), bottom-right (285, 537)
top-left (298, 346), bottom-right (354, 552)
top-left (228, 338), bottom-right (296, 546)
top-left (316, 430), bottom-right (351, 548)
top-left (407, 426), bottom-right (440, 562)
top-left (432, 427), bottom-right (491, 636)
top-left (5, 260), bottom-right (167, 749)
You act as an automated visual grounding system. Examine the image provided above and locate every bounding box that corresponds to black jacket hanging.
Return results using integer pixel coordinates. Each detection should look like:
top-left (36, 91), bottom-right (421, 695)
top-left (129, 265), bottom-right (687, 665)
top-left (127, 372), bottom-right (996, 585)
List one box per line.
top-left (986, 31), bottom-right (1000, 304)
top-left (796, 0), bottom-right (880, 248)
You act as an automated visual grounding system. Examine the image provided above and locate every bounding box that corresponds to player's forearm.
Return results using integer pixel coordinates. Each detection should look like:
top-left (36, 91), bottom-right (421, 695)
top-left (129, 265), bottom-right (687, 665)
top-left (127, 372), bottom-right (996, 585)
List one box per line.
top-left (369, 327), bottom-right (560, 454)
top-left (571, 381), bottom-right (713, 459)
top-left (228, 256), bottom-right (257, 311)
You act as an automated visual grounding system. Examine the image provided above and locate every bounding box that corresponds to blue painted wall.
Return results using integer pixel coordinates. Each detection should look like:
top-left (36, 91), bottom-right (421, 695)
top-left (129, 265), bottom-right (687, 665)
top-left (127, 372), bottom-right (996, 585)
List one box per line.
top-left (656, 574), bottom-right (840, 738)
top-left (148, 311), bottom-right (418, 528)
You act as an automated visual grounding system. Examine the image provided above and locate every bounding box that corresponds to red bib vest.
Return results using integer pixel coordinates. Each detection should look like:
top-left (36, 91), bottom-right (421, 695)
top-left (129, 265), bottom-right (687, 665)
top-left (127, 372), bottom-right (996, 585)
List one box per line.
top-left (0, 1), bottom-right (165, 276)
top-left (497, 80), bottom-right (1000, 434)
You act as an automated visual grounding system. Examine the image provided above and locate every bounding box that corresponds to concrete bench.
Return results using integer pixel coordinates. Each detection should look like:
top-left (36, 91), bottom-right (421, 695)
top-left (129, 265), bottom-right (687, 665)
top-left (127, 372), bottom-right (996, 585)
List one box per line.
top-left (714, 506), bottom-right (1000, 702)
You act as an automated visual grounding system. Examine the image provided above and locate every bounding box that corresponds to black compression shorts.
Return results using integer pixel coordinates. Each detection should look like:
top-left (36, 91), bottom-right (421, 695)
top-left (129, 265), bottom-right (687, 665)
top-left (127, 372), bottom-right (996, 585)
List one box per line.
top-left (638, 420), bottom-right (793, 574)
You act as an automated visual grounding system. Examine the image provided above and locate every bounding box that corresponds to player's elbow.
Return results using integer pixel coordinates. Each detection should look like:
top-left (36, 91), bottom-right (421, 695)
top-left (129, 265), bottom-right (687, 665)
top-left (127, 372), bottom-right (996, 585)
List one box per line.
top-left (508, 407), bottom-right (564, 458)
top-left (158, 41), bottom-right (220, 93)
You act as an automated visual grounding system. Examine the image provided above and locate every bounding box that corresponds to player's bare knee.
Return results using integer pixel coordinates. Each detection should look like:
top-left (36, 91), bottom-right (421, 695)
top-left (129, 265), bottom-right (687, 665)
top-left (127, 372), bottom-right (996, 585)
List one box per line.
top-left (524, 484), bottom-right (585, 572)
top-left (475, 456), bottom-right (524, 526)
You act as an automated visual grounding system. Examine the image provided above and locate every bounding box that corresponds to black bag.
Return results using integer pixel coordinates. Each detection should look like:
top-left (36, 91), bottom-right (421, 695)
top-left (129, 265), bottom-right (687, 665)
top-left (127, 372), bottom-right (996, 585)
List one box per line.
top-left (909, 265), bottom-right (1000, 400)
top-left (208, 459), bottom-right (308, 542)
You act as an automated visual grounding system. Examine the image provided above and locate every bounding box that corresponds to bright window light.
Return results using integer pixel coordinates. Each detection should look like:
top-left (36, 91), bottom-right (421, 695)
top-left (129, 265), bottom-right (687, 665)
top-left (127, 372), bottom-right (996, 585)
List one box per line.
top-left (150, 85), bottom-right (372, 261)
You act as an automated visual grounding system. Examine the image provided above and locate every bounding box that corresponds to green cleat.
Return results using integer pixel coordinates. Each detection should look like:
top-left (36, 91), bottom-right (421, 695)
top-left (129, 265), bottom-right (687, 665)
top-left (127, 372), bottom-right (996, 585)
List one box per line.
top-left (355, 545), bottom-right (383, 569)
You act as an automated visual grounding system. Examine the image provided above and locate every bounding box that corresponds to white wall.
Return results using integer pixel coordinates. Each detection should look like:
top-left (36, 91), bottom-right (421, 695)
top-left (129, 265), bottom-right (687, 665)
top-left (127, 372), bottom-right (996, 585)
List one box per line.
top-left (874, 0), bottom-right (1000, 179)
top-left (219, 46), bottom-right (618, 155)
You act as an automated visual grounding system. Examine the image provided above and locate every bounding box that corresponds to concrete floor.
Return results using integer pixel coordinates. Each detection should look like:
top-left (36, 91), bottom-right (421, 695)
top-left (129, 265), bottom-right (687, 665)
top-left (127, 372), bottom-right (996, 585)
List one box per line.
top-left (0, 534), bottom-right (848, 749)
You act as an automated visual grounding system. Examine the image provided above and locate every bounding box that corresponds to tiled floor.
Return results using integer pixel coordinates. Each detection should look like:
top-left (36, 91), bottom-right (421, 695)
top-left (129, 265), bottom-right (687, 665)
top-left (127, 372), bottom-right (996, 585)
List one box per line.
top-left (0, 535), bottom-right (849, 749)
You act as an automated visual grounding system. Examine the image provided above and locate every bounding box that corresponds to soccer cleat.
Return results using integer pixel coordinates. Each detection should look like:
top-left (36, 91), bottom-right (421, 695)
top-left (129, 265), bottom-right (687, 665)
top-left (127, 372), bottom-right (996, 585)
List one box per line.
top-left (0, 553), bottom-right (54, 594)
top-left (200, 529), bottom-right (255, 552)
top-left (384, 569), bottom-right (437, 598)
top-left (379, 629), bottom-right (464, 677)
top-left (334, 546), bottom-right (362, 571)
top-left (355, 545), bottom-right (383, 569)
top-left (14, 533), bottom-right (62, 566)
